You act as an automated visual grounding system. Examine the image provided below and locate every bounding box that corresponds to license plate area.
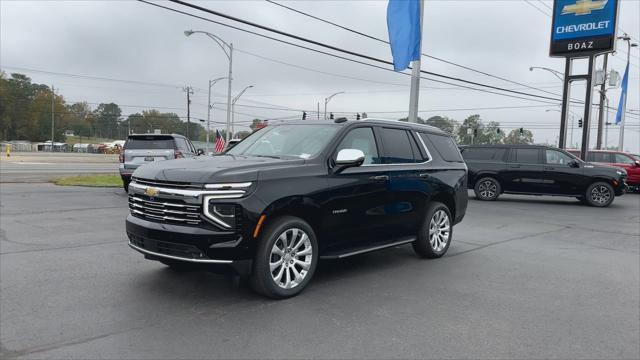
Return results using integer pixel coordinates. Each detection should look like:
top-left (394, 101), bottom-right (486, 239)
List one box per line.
top-left (144, 157), bottom-right (155, 162)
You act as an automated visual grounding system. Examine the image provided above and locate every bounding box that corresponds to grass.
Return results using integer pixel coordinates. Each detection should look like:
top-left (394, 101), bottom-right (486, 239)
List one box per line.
top-left (52, 174), bottom-right (122, 187)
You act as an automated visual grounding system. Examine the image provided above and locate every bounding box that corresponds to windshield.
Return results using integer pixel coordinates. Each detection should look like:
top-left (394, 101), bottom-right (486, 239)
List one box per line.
top-left (227, 124), bottom-right (339, 159)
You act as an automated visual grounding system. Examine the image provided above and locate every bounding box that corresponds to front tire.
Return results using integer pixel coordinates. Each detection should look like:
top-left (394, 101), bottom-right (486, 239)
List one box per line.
top-left (474, 177), bottom-right (501, 201)
top-left (251, 216), bottom-right (318, 299)
top-left (584, 181), bottom-right (615, 207)
top-left (123, 178), bottom-right (130, 192)
top-left (412, 202), bottom-right (452, 259)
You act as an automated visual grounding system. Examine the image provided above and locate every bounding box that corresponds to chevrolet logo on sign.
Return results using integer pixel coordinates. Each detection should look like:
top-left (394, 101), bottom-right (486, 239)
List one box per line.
top-left (145, 187), bottom-right (159, 197)
top-left (561, 0), bottom-right (608, 16)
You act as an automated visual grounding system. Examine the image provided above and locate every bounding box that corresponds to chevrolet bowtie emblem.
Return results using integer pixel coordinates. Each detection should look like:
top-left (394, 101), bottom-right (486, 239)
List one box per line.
top-left (145, 187), bottom-right (159, 197)
top-left (561, 0), bottom-right (608, 16)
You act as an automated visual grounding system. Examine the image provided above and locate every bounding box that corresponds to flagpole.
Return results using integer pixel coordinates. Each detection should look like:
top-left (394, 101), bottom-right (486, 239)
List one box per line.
top-left (407, 0), bottom-right (424, 123)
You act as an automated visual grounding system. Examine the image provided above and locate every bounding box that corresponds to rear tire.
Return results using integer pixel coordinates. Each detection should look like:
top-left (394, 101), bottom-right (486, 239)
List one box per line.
top-left (474, 177), bottom-right (501, 201)
top-left (584, 181), bottom-right (615, 207)
top-left (251, 216), bottom-right (318, 299)
top-left (412, 202), bottom-right (452, 259)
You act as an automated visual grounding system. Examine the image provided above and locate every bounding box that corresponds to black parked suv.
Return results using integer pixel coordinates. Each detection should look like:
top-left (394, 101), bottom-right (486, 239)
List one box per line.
top-left (460, 145), bottom-right (627, 207)
top-left (126, 119), bottom-right (468, 298)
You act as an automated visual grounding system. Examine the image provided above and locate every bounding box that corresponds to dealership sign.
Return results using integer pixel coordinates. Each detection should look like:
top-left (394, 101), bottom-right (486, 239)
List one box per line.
top-left (550, 0), bottom-right (619, 57)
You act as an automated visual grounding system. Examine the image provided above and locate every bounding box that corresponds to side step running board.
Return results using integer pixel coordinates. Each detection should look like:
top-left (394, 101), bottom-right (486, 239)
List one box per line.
top-left (320, 237), bottom-right (416, 260)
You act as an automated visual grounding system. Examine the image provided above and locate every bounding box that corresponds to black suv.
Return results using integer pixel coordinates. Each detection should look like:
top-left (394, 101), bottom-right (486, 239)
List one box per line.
top-left (126, 119), bottom-right (468, 298)
top-left (460, 145), bottom-right (627, 207)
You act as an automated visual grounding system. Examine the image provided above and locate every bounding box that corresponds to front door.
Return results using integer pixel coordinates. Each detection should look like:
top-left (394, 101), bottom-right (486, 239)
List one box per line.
top-left (323, 126), bottom-right (390, 252)
top-left (502, 147), bottom-right (546, 193)
top-left (542, 148), bottom-right (585, 195)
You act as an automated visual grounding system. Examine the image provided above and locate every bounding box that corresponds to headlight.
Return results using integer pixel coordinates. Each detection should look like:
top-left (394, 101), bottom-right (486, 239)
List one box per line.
top-left (203, 202), bottom-right (237, 229)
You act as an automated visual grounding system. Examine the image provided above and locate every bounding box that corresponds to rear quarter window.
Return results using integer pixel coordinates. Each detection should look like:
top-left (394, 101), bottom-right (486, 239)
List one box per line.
top-left (422, 133), bottom-right (463, 162)
top-left (461, 147), bottom-right (506, 162)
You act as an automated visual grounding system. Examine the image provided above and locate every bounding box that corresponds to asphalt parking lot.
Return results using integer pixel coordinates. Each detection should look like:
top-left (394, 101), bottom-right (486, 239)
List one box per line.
top-left (1, 183), bottom-right (639, 359)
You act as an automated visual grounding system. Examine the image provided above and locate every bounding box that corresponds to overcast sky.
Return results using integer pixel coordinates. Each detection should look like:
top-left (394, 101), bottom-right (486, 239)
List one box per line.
top-left (1, 0), bottom-right (639, 153)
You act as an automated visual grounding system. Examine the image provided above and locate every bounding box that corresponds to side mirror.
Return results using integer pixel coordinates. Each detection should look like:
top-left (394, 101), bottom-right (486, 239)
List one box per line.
top-left (334, 149), bottom-right (365, 174)
top-left (196, 148), bottom-right (205, 156)
top-left (634, 160), bottom-right (640, 168)
top-left (569, 160), bottom-right (580, 168)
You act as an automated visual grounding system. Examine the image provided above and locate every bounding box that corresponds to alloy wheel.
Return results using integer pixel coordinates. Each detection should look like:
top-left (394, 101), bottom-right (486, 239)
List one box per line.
top-left (478, 180), bottom-right (497, 199)
top-left (590, 185), bottom-right (611, 205)
top-left (429, 210), bottom-right (450, 252)
top-left (269, 228), bottom-right (313, 289)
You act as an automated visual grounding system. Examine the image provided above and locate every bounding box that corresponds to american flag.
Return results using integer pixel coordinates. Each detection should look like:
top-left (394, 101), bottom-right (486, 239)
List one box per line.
top-left (214, 129), bottom-right (226, 153)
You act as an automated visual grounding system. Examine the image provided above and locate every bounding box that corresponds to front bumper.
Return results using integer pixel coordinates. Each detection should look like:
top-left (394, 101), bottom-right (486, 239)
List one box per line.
top-left (126, 215), bottom-right (252, 275)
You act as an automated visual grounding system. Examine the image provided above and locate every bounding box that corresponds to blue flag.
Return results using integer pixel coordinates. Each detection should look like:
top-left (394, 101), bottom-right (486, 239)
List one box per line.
top-left (615, 62), bottom-right (629, 125)
top-left (387, 0), bottom-right (422, 72)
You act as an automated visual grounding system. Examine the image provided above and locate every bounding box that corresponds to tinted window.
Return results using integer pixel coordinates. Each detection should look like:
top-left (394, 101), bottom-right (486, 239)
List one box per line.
top-left (514, 148), bottom-right (540, 164)
top-left (461, 147), bottom-right (507, 161)
top-left (175, 138), bottom-right (191, 153)
top-left (614, 153), bottom-right (635, 164)
top-left (425, 134), bottom-right (463, 162)
top-left (589, 152), bottom-right (612, 163)
top-left (545, 149), bottom-right (574, 165)
top-left (125, 137), bottom-right (175, 150)
top-left (335, 127), bottom-right (380, 165)
top-left (380, 128), bottom-right (419, 164)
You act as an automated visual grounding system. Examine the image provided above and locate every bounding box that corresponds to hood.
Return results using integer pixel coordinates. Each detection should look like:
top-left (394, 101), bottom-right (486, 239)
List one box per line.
top-left (132, 155), bottom-right (306, 184)
top-left (583, 162), bottom-right (627, 176)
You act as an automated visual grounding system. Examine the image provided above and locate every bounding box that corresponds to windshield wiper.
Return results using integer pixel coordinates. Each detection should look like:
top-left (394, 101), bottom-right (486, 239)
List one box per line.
top-left (252, 154), bottom-right (281, 159)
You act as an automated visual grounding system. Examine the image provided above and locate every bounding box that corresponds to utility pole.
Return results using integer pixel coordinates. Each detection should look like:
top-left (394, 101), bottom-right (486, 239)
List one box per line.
top-left (183, 86), bottom-right (193, 139)
top-left (596, 53), bottom-right (608, 149)
top-left (51, 85), bottom-right (55, 152)
top-left (317, 102), bottom-right (320, 120)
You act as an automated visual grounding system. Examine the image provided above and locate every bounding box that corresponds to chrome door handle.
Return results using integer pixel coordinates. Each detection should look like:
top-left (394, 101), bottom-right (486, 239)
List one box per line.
top-left (369, 175), bottom-right (389, 182)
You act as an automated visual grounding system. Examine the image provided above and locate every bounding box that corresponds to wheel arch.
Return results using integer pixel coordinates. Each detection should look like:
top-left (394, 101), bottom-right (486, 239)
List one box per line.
top-left (430, 191), bottom-right (457, 223)
top-left (470, 172), bottom-right (500, 188)
top-left (259, 196), bottom-right (325, 247)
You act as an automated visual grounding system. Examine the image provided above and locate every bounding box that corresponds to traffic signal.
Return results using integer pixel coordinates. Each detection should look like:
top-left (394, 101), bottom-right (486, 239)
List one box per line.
top-left (302, 111), bottom-right (307, 120)
top-left (356, 113), bottom-right (361, 120)
top-left (496, 128), bottom-right (501, 134)
top-left (578, 118), bottom-right (583, 128)
top-left (329, 113), bottom-right (334, 120)
top-left (519, 127), bottom-right (524, 134)
top-left (473, 128), bottom-right (478, 137)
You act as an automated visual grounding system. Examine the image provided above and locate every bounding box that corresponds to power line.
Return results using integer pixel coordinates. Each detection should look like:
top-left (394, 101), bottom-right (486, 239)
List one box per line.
top-left (264, 0), bottom-right (562, 98)
top-left (2, 65), bottom-right (195, 90)
top-left (160, 0), bottom-right (566, 103)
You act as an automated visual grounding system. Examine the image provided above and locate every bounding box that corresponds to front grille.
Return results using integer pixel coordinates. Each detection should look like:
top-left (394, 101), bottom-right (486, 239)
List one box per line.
top-left (132, 177), bottom-right (200, 189)
top-left (129, 193), bottom-right (202, 225)
top-left (128, 233), bottom-right (206, 259)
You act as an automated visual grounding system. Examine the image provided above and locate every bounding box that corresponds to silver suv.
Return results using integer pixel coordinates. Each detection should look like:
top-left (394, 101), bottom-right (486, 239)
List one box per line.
top-left (119, 134), bottom-right (200, 191)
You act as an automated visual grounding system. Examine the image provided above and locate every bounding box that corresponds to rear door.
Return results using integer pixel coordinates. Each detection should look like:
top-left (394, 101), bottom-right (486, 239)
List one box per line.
top-left (502, 147), bottom-right (545, 193)
top-left (376, 127), bottom-right (426, 241)
top-left (123, 136), bottom-right (176, 171)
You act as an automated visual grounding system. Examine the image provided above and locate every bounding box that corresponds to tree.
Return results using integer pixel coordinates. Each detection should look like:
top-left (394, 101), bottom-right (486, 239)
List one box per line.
top-left (456, 114), bottom-right (482, 145)
top-left (503, 128), bottom-right (534, 144)
top-left (425, 115), bottom-right (455, 134)
top-left (249, 119), bottom-right (265, 130)
top-left (235, 130), bottom-right (251, 139)
top-left (93, 103), bottom-right (122, 139)
top-left (66, 102), bottom-right (93, 137)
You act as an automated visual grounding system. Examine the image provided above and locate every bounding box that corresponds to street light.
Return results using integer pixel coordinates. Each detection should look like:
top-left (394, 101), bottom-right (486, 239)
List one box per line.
top-left (231, 85), bottom-right (254, 138)
top-left (324, 91), bottom-right (344, 120)
top-left (185, 29), bottom-right (234, 144)
top-left (529, 66), bottom-right (564, 81)
top-left (205, 77), bottom-right (228, 155)
top-left (546, 108), bottom-right (580, 147)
